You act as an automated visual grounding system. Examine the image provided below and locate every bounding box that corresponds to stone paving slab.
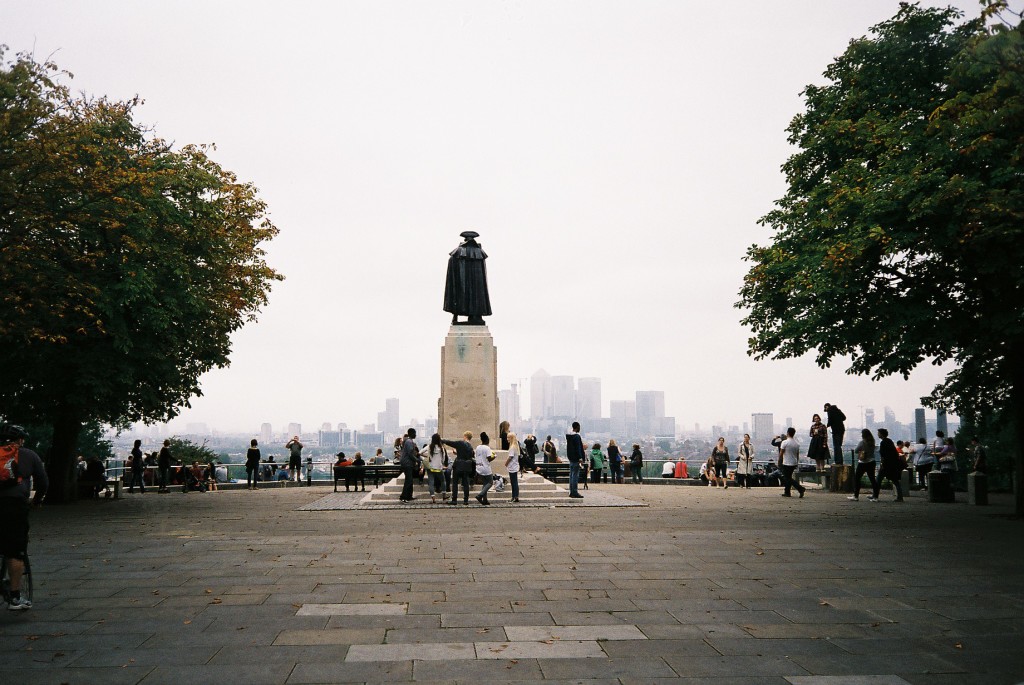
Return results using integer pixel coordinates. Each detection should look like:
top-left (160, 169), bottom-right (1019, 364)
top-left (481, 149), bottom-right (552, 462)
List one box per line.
top-left (1, 484), bottom-right (1021, 684)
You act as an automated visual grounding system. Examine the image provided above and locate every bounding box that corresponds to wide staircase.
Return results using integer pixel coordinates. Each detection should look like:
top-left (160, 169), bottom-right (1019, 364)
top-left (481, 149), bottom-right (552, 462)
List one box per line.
top-left (367, 472), bottom-right (563, 503)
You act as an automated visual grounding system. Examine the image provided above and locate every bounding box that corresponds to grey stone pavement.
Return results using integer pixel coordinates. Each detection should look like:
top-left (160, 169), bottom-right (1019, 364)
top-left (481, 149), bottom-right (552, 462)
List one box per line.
top-left (3, 481), bottom-right (1023, 685)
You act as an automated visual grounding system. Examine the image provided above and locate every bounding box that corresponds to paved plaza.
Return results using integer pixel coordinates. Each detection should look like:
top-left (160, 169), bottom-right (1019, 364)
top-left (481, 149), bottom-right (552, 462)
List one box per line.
top-left (3, 482), bottom-right (1023, 684)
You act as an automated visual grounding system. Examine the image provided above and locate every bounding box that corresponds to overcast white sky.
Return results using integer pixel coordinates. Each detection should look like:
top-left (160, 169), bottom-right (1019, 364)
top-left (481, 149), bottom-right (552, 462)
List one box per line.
top-left (6, 1), bottom-right (987, 433)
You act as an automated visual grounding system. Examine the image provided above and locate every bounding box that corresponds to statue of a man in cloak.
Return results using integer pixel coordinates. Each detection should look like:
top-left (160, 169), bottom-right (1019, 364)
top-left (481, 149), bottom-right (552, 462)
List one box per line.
top-left (444, 231), bottom-right (492, 325)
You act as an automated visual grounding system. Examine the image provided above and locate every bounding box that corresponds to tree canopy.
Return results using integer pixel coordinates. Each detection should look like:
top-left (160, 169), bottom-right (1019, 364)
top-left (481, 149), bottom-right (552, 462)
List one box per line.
top-left (737, 2), bottom-right (1024, 511)
top-left (0, 50), bottom-right (282, 502)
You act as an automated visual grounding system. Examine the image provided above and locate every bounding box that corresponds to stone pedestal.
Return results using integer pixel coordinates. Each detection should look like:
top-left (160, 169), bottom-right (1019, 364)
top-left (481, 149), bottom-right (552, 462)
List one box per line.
top-left (438, 324), bottom-right (499, 453)
top-left (928, 471), bottom-right (955, 503)
top-left (830, 464), bottom-right (854, 493)
top-left (968, 472), bottom-right (988, 506)
top-left (900, 469), bottom-right (911, 496)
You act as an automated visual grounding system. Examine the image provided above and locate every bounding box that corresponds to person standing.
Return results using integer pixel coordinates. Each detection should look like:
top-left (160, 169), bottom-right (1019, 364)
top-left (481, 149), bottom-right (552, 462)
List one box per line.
top-left (521, 434), bottom-right (539, 474)
top-left (399, 428), bottom-right (420, 503)
top-left (543, 435), bottom-right (558, 463)
top-left (245, 439), bottom-right (261, 490)
top-left (0, 424), bottom-right (48, 610)
top-left (824, 403), bottom-right (847, 465)
top-left (630, 444), bottom-right (644, 483)
top-left (499, 421), bottom-right (511, 451)
top-left (505, 432), bottom-right (521, 503)
top-left (129, 439), bottom-right (146, 493)
top-left (712, 437), bottom-right (730, 489)
top-left (285, 436), bottom-right (304, 483)
top-left (157, 439), bottom-right (172, 493)
top-left (912, 437), bottom-right (932, 487)
top-left (877, 428), bottom-right (904, 502)
top-left (474, 432), bottom-right (494, 505)
top-left (589, 442), bottom-right (606, 484)
top-left (442, 431), bottom-right (476, 506)
top-left (422, 433), bottom-right (447, 503)
top-left (848, 428), bottom-right (879, 502)
top-left (808, 414), bottom-right (830, 472)
top-left (607, 439), bottom-right (624, 484)
top-left (565, 422), bottom-right (584, 498)
top-left (736, 434), bottom-right (754, 489)
top-left (779, 427), bottom-right (806, 498)
top-left (971, 436), bottom-right (987, 474)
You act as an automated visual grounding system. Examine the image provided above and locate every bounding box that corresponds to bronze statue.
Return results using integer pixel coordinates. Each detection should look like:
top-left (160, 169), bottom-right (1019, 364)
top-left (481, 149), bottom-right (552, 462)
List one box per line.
top-left (444, 231), bottom-right (491, 325)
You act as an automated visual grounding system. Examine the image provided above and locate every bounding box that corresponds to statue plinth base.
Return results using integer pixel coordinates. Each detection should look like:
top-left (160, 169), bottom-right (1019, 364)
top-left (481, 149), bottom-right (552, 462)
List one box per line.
top-left (438, 324), bottom-right (498, 450)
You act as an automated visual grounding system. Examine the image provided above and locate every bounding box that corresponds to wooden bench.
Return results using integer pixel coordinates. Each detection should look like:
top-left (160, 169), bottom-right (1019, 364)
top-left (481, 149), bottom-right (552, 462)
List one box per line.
top-left (334, 465), bottom-right (401, 491)
top-left (535, 462), bottom-right (572, 483)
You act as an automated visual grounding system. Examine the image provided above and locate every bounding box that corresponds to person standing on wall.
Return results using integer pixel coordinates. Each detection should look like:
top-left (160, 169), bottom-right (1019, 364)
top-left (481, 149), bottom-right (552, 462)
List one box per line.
top-left (824, 403), bottom-right (847, 465)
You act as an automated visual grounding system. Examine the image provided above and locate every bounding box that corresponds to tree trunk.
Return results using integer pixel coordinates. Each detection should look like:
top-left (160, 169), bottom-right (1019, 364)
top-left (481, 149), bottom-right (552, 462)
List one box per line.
top-left (46, 412), bottom-right (83, 504)
top-left (1012, 361), bottom-right (1024, 517)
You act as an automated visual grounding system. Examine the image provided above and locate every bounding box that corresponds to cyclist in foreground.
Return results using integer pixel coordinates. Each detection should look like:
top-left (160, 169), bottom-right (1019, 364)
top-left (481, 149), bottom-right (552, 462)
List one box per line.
top-left (0, 424), bottom-right (47, 610)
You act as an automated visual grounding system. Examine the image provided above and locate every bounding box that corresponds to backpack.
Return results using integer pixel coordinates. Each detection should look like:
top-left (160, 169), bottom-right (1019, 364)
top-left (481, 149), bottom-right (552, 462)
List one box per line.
top-left (0, 443), bottom-right (21, 489)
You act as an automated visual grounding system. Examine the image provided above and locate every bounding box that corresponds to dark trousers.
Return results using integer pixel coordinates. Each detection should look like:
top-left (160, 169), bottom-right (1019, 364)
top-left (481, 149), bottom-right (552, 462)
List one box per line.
top-left (591, 467), bottom-right (603, 483)
top-left (781, 464), bottom-right (804, 495)
top-left (509, 471), bottom-right (519, 499)
top-left (854, 461), bottom-right (879, 497)
top-left (832, 430), bottom-right (845, 465)
top-left (916, 463), bottom-right (933, 486)
top-left (879, 467), bottom-right (904, 500)
top-left (400, 465), bottom-right (416, 500)
top-left (129, 469), bottom-right (145, 492)
top-left (453, 472), bottom-right (471, 502)
top-left (569, 461), bottom-right (581, 496)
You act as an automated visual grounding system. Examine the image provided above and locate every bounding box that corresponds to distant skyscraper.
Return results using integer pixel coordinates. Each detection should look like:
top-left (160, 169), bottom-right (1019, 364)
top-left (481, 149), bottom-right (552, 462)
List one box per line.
top-left (321, 422), bottom-right (332, 431)
top-left (530, 369), bottom-right (552, 419)
top-left (864, 408), bottom-right (875, 429)
top-left (752, 413), bottom-right (773, 445)
top-left (635, 391), bottom-right (665, 435)
top-left (287, 422), bottom-right (301, 437)
top-left (260, 423), bottom-right (272, 443)
top-left (785, 417), bottom-right (793, 430)
top-left (550, 376), bottom-right (575, 418)
top-left (883, 406), bottom-right (896, 425)
top-left (577, 377), bottom-right (601, 420)
top-left (936, 408), bottom-right (948, 436)
top-left (377, 398), bottom-right (400, 434)
top-left (498, 384), bottom-right (521, 425)
top-left (610, 400), bottom-right (637, 435)
top-left (914, 408), bottom-right (926, 441)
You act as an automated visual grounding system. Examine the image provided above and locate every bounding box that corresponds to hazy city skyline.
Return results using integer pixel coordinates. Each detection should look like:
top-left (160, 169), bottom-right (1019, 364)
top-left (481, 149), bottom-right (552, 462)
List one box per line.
top-left (6, 1), bottom-right (979, 433)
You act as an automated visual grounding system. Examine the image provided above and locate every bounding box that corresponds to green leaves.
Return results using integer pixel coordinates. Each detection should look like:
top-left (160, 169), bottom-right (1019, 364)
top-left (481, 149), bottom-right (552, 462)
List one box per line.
top-left (739, 3), bottom-right (1024, 430)
top-left (0, 51), bottom-right (283, 500)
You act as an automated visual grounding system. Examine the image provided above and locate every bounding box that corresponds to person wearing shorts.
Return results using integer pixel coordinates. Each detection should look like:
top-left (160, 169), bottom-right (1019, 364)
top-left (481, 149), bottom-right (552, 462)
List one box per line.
top-left (0, 424), bottom-right (48, 611)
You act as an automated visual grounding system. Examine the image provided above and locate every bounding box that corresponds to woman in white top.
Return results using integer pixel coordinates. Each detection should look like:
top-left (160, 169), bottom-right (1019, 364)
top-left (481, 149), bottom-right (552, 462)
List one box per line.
top-left (421, 433), bottom-right (448, 504)
top-left (505, 432), bottom-right (521, 503)
top-left (474, 431), bottom-right (494, 506)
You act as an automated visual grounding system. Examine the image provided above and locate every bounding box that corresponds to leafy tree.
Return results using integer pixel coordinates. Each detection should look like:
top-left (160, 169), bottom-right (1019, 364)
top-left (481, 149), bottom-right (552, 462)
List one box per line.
top-left (164, 437), bottom-right (219, 466)
top-left (0, 50), bottom-right (282, 502)
top-left (737, 2), bottom-right (1024, 513)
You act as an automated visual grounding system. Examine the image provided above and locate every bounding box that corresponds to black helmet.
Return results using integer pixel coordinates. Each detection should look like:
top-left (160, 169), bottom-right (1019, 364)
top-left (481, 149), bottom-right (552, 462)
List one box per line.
top-left (0, 424), bottom-right (28, 441)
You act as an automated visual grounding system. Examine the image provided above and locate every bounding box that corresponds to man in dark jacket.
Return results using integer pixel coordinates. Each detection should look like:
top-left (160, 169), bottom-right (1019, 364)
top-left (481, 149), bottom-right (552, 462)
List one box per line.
top-left (876, 428), bottom-right (904, 502)
top-left (399, 429), bottom-right (420, 502)
top-left (565, 422), bottom-right (585, 499)
top-left (442, 432), bottom-right (476, 506)
top-left (824, 403), bottom-right (847, 465)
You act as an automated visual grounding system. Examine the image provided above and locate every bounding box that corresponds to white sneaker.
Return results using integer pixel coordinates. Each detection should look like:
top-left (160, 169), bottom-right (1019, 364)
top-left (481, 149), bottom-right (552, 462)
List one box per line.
top-left (847, 495), bottom-right (858, 501)
top-left (7, 596), bottom-right (31, 611)
top-left (867, 496), bottom-right (879, 502)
